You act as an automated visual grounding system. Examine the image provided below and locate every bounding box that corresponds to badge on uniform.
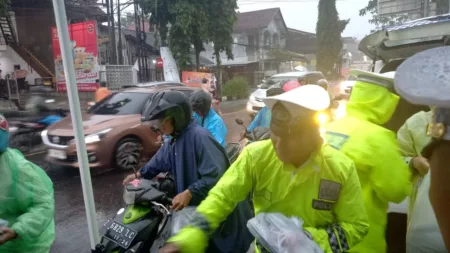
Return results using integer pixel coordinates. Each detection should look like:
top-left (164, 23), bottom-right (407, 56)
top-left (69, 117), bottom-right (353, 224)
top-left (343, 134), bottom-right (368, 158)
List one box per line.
top-left (312, 180), bottom-right (342, 211)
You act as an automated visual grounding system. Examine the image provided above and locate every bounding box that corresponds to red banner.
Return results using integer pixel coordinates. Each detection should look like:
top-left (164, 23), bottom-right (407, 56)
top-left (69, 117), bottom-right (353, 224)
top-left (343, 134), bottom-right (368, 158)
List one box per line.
top-left (52, 20), bottom-right (100, 92)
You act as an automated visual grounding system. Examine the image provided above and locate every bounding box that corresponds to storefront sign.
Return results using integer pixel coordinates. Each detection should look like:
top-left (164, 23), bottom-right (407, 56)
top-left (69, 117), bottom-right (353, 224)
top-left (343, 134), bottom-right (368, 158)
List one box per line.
top-left (182, 71), bottom-right (215, 91)
top-left (52, 20), bottom-right (100, 92)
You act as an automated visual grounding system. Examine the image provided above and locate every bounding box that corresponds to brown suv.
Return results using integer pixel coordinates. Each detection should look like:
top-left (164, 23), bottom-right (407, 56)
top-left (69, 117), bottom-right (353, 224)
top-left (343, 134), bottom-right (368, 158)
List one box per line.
top-left (41, 84), bottom-right (199, 170)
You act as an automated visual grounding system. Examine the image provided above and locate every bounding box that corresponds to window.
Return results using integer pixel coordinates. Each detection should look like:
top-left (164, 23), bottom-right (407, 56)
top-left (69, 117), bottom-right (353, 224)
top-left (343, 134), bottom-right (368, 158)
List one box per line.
top-left (264, 31), bottom-right (271, 46)
top-left (89, 92), bottom-right (152, 115)
top-left (273, 34), bottom-right (279, 47)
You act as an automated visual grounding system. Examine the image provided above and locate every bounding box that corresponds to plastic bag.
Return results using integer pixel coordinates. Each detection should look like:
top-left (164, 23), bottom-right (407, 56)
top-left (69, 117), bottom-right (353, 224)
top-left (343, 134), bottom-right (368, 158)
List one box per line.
top-left (170, 207), bottom-right (197, 236)
top-left (247, 213), bottom-right (323, 253)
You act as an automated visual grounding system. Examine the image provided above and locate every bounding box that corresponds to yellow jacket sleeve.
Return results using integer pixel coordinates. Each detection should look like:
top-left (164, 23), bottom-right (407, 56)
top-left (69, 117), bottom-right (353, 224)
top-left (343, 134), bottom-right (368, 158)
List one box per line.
top-left (304, 163), bottom-right (369, 252)
top-left (168, 147), bottom-right (254, 253)
top-left (371, 130), bottom-right (412, 204)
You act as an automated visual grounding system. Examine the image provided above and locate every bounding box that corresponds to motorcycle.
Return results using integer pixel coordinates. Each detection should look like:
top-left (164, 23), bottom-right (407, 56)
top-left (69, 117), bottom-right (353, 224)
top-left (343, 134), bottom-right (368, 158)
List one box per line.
top-left (9, 103), bottom-right (67, 153)
top-left (94, 172), bottom-right (176, 253)
top-left (225, 118), bottom-right (270, 164)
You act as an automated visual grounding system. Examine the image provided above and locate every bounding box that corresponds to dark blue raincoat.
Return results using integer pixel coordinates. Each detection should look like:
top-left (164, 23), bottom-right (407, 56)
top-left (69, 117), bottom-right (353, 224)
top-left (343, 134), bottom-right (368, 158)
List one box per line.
top-left (140, 122), bottom-right (254, 253)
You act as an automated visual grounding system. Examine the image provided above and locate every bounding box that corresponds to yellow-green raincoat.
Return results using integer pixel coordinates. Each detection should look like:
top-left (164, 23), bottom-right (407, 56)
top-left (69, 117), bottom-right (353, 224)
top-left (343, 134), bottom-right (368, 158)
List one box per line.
top-left (325, 81), bottom-right (412, 253)
top-left (168, 140), bottom-right (369, 253)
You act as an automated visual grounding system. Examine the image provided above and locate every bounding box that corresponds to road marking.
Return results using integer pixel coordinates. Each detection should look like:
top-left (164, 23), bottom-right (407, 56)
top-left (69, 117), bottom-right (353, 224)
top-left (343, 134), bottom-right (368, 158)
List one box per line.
top-left (24, 150), bottom-right (47, 157)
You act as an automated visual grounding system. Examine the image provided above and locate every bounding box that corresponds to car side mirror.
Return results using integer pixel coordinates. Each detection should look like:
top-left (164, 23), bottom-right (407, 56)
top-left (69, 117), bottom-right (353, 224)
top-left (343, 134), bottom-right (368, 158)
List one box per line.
top-left (235, 118), bottom-right (244, 125)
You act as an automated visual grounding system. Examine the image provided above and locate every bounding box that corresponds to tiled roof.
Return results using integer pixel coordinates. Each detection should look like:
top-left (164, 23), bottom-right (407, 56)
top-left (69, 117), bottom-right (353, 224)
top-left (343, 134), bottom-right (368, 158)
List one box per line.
top-left (234, 8), bottom-right (281, 32)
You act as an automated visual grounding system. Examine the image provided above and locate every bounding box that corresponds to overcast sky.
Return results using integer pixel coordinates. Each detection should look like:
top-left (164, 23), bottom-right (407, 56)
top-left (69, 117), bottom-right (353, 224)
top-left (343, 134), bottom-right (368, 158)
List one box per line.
top-left (117, 0), bottom-right (374, 39)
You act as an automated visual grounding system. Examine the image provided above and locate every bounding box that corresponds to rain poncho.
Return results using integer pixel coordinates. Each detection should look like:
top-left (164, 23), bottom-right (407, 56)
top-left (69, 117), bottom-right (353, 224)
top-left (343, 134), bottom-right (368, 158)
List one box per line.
top-left (140, 122), bottom-right (253, 252)
top-left (0, 148), bottom-right (55, 253)
top-left (247, 107), bottom-right (272, 131)
top-left (325, 81), bottom-right (412, 253)
top-left (168, 140), bottom-right (369, 253)
top-left (193, 109), bottom-right (227, 147)
top-left (397, 111), bottom-right (447, 252)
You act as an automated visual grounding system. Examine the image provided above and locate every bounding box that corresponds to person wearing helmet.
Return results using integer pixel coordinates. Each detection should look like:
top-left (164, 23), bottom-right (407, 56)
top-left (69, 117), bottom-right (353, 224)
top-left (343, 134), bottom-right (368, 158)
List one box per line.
top-left (160, 85), bottom-right (369, 253)
top-left (324, 70), bottom-right (412, 253)
top-left (122, 91), bottom-right (253, 253)
top-left (0, 114), bottom-right (55, 253)
top-left (246, 87), bottom-right (284, 132)
top-left (190, 89), bottom-right (227, 147)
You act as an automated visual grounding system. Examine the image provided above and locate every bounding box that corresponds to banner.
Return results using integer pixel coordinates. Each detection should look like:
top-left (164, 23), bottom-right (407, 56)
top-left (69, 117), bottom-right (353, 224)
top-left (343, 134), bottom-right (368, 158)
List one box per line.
top-left (52, 20), bottom-right (100, 92)
top-left (181, 71), bottom-right (215, 91)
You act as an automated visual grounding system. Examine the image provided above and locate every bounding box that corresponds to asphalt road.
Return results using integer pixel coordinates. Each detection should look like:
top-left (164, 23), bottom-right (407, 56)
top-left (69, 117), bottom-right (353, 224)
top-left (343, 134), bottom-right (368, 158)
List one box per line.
top-left (23, 99), bottom-right (251, 253)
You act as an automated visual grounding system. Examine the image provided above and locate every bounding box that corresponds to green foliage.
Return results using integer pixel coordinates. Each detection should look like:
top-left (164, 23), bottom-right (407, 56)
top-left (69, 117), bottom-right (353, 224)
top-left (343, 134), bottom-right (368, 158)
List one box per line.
top-left (222, 76), bottom-right (249, 97)
top-left (316, 0), bottom-right (349, 78)
top-left (359, 0), bottom-right (408, 31)
top-left (0, 0), bottom-right (8, 16)
top-left (139, 0), bottom-right (237, 72)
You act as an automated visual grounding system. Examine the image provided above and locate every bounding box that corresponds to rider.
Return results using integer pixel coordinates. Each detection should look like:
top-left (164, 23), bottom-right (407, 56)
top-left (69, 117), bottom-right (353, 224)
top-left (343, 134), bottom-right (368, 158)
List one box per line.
top-left (0, 114), bottom-right (55, 253)
top-left (122, 91), bottom-right (253, 253)
top-left (397, 110), bottom-right (447, 252)
top-left (324, 70), bottom-right (412, 253)
top-left (190, 89), bottom-right (227, 146)
top-left (161, 85), bottom-right (369, 253)
top-left (247, 87), bottom-right (284, 132)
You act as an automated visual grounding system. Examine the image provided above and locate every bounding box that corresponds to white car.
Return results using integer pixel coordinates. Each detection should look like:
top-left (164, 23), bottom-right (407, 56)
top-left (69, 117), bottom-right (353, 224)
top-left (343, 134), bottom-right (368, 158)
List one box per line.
top-left (246, 71), bottom-right (325, 115)
top-left (339, 75), bottom-right (357, 98)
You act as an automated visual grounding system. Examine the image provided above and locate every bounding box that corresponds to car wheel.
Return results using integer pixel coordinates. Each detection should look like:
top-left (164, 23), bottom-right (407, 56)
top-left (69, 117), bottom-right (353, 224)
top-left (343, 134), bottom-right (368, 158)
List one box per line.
top-left (114, 138), bottom-right (143, 171)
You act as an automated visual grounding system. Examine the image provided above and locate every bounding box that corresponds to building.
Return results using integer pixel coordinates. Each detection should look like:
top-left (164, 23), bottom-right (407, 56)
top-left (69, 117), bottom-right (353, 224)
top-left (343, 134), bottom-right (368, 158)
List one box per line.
top-left (201, 8), bottom-right (291, 85)
top-left (378, 0), bottom-right (449, 20)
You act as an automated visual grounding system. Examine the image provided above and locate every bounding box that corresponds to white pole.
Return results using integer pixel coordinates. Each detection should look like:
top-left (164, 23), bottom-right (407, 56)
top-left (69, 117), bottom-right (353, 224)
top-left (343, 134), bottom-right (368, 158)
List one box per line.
top-left (51, 0), bottom-right (100, 249)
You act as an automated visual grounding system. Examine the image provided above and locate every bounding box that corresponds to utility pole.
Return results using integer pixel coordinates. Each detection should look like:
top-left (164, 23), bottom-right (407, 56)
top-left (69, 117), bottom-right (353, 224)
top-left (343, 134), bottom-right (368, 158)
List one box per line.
top-left (142, 10), bottom-right (149, 81)
top-left (134, 0), bottom-right (142, 81)
top-left (109, 0), bottom-right (117, 64)
top-left (117, 0), bottom-right (124, 65)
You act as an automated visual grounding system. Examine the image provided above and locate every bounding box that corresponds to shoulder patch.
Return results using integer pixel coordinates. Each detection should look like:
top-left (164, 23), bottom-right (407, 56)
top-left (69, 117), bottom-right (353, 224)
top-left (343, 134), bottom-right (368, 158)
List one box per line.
top-left (318, 179), bottom-right (342, 201)
top-left (325, 131), bottom-right (350, 150)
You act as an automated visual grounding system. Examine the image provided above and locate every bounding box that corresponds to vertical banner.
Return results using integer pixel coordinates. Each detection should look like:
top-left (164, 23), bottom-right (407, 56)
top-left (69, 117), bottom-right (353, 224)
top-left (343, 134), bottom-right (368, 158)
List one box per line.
top-left (52, 20), bottom-right (100, 92)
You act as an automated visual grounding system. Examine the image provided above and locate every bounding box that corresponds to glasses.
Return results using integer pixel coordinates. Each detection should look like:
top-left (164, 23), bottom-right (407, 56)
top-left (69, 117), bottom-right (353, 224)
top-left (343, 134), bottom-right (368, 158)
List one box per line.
top-left (0, 116), bottom-right (8, 131)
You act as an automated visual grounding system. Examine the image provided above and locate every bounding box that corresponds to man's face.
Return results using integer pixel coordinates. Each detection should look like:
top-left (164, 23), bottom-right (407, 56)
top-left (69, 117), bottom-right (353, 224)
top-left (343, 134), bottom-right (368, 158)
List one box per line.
top-left (147, 116), bottom-right (174, 135)
top-left (269, 103), bottom-right (319, 165)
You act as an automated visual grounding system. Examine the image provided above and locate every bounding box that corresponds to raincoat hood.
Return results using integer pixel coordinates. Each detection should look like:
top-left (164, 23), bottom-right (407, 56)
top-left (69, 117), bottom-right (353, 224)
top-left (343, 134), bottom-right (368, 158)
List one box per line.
top-left (346, 81), bottom-right (400, 125)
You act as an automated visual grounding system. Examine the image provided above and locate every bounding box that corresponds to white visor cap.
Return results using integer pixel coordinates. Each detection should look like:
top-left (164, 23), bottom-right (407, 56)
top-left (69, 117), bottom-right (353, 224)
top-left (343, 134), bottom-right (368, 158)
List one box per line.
top-left (263, 84), bottom-right (331, 116)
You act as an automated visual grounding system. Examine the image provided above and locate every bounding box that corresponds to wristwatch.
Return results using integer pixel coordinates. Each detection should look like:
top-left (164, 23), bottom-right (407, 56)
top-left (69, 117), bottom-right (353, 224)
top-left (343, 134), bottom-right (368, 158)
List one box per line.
top-left (422, 107), bottom-right (450, 158)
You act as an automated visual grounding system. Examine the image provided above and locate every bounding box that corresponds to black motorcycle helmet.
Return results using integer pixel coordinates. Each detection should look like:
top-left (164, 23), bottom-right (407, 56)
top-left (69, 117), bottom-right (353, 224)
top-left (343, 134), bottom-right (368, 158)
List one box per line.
top-left (141, 91), bottom-right (192, 134)
top-left (189, 89), bottom-right (212, 117)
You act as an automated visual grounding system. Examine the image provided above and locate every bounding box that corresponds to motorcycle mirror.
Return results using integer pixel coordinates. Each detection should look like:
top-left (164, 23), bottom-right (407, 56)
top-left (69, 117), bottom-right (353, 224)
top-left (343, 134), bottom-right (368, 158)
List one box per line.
top-left (395, 46), bottom-right (450, 107)
top-left (235, 118), bottom-right (244, 125)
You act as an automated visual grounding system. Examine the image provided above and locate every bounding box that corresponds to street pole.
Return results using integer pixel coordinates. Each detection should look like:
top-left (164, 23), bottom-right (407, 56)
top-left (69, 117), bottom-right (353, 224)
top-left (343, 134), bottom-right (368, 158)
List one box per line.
top-left (109, 0), bottom-right (117, 64)
top-left (134, 0), bottom-right (142, 81)
top-left (51, 0), bottom-right (100, 250)
top-left (117, 0), bottom-right (124, 65)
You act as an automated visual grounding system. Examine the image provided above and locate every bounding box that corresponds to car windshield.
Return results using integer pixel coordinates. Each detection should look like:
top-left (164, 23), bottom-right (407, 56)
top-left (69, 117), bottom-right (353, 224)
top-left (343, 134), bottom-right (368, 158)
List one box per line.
top-left (88, 92), bottom-right (151, 115)
top-left (261, 76), bottom-right (301, 89)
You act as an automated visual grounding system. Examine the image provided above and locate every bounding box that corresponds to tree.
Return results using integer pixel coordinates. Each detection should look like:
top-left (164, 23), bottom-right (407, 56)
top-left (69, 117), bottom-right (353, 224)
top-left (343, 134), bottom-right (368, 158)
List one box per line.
top-left (206, 0), bottom-right (237, 96)
top-left (316, 0), bottom-right (349, 78)
top-left (0, 0), bottom-right (8, 16)
top-left (359, 0), bottom-right (408, 30)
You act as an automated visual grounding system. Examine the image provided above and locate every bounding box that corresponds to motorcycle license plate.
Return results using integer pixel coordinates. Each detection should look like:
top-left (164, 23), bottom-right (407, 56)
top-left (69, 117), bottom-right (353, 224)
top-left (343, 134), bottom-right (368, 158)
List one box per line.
top-left (103, 219), bottom-right (137, 249)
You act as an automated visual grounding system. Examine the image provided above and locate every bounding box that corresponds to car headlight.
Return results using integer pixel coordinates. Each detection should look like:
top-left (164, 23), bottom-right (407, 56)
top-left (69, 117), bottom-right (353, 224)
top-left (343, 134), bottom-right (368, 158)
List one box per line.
top-left (84, 128), bottom-right (112, 144)
top-left (249, 94), bottom-right (255, 101)
top-left (41, 130), bottom-right (48, 137)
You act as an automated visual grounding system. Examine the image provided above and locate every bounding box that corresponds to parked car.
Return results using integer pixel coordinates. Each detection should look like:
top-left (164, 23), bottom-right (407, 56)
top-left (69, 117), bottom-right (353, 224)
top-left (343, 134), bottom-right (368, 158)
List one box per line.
top-left (246, 71), bottom-right (325, 115)
top-left (42, 85), bottom-right (198, 170)
top-left (339, 75), bottom-right (357, 98)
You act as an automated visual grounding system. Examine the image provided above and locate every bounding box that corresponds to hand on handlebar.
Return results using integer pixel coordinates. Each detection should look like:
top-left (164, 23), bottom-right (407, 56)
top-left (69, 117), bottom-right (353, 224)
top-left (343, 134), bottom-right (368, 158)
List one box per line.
top-left (171, 189), bottom-right (192, 211)
top-left (123, 171), bottom-right (141, 186)
top-left (159, 243), bottom-right (181, 253)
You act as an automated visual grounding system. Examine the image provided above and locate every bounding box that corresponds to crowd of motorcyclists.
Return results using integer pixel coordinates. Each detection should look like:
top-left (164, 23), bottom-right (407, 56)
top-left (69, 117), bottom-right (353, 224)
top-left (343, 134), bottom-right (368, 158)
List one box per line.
top-left (1, 67), bottom-right (450, 253)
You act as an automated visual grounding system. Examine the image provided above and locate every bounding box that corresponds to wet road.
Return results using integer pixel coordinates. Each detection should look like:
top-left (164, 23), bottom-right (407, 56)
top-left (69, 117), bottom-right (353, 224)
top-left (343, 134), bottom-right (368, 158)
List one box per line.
top-left (24, 99), bottom-right (250, 253)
